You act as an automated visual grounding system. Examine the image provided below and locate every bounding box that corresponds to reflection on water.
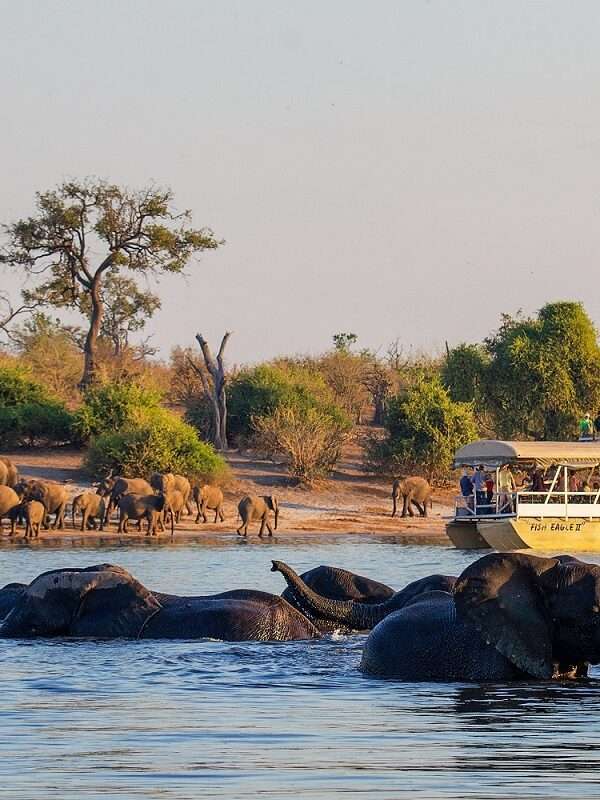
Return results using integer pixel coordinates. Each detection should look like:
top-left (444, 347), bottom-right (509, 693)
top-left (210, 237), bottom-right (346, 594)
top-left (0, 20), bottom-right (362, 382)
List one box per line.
top-left (1, 538), bottom-right (600, 799)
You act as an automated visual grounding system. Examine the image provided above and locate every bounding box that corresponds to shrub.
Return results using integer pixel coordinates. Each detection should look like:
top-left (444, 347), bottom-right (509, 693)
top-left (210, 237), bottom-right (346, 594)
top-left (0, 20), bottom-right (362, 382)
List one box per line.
top-left (0, 402), bottom-right (74, 447)
top-left (252, 405), bottom-right (351, 485)
top-left (84, 407), bottom-right (228, 482)
top-left (367, 374), bottom-right (478, 480)
top-left (74, 382), bottom-right (163, 440)
top-left (0, 363), bottom-right (53, 406)
top-left (226, 364), bottom-right (347, 443)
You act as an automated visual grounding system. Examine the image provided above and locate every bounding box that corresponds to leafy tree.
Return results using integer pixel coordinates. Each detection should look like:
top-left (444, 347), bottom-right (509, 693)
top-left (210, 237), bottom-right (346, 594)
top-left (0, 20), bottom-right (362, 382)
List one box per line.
top-left (367, 374), bottom-right (478, 479)
top-left (484, 302), bottom-right (600, 439)
top-left (332, 332), bottom-right (358, 353)
top-left (442, 343), bottom-right (489, 404)
top-left (1, 179), bottom-right (221, 388)
top-left (11, 313), bottom-right (83, 402)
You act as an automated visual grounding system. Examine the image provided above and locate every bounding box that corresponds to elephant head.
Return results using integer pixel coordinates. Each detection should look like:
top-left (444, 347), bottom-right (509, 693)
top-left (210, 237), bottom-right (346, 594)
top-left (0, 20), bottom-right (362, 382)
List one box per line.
top-left (0, 564), bottom-right (162, 639)
top-left (265, 496), bottom-right (278, 529)
top-left (271, 561), bottom-right (455, 630)
top-left (453, 552), bottom-right (600, 679)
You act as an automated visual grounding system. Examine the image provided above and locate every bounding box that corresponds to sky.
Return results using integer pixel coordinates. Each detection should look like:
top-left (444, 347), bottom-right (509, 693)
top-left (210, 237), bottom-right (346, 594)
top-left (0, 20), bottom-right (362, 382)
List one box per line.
top-left (1, 0), bottom-right (600, 365)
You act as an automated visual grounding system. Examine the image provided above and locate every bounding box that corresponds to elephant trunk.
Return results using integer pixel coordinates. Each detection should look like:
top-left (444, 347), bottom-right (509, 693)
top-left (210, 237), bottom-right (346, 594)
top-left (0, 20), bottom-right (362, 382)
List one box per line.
top-left (271, 560), bottom-right (390, 630)
top-left (274, 506), bottom-right (279, 530)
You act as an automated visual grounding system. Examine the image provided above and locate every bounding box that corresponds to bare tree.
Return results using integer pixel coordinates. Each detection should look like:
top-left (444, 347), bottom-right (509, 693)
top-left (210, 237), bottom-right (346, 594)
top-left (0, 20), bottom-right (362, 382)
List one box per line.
top-left (188, 332), bottom-right (232, 450)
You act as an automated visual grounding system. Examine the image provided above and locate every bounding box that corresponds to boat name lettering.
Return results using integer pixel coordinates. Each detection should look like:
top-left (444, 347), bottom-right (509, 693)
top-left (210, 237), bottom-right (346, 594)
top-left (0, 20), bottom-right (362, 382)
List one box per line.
top-left (528, 522), bottom-right (584, 533)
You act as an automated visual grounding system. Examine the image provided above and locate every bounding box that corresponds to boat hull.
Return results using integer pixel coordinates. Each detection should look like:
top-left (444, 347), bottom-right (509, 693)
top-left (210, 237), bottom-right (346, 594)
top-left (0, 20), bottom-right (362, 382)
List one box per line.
top-left (478, 517), bottom-right (600, 552)
top-left (445, 521), bottom-right (491, 550)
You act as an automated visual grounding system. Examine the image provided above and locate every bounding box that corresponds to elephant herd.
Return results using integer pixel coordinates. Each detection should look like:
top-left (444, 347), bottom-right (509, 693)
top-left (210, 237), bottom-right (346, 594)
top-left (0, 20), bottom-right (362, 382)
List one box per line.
top-left (0, 459), bottom-right (280, 539)
top-left (2, 551), bottom-right (600, 683)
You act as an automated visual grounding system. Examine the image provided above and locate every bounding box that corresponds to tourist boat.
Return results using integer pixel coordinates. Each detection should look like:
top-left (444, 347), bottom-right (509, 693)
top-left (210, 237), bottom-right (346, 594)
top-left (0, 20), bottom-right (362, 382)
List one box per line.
top-left (446, 439), bottom-right (600, 551)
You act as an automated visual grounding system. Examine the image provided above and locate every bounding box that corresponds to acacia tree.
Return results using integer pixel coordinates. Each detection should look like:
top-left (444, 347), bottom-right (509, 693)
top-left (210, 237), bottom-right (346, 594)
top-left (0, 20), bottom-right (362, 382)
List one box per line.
top-left (1, 180), bottom-right (221, 388)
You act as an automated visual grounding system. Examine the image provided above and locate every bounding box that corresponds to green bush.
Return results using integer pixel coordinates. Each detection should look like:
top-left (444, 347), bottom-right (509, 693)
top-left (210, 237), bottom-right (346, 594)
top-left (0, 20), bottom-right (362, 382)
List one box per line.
top-left (85, 407), bottom-right (228, 482)
top-left (74, 381), bottom-right (163, 440)
top-left (227, 364), bottom-right (348, 443)
top-left (367, 374), bottom-right (478, 480)
top-left (0, 401), bottom-right (75, 447)
top-left (0, 363), bottom-right (54, 406)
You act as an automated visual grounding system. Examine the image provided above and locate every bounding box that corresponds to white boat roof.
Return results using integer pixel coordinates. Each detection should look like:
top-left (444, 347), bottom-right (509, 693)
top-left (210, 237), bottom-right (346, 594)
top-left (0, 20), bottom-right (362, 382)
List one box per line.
top-left (453, 439), bottom-right (600, 469)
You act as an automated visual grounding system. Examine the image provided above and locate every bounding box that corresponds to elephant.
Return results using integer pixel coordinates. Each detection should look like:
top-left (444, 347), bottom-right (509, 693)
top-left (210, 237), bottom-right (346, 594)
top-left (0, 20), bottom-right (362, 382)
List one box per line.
top-left (23, 500), bottom-right (45, 539)
top-left (97, 476), bottom-right (153, 523)
top-left (151, 473), bottom-right (192, 514)
top-left (274, 553), bottom-right (600, 681)
top-left (23, 481), bottom-right (69, 530)
top-left (0, 564), bottom-right (320, 642)
top-left (72, 492), bottom-right (106, 531)
top-left (0, 457), bottom-right (18, 488)
top-left (0, 486), bottom-right (21, 536)
top-left (164, 489), bottom-right (185, 524)
top-left (0, 583), bottom-right (25, 619)
top-left (237, 495), bottom-right (279, 536)
top-left (391, 476), bottom-right (433, 517)
top-left (273, 561), bottom-right (455, 633)
top-left (194, 485), bottom-right (225, 523)
top-left (117, 493), bottom-right (173, 536)
top-left (280, 564), bottom-right (395, 632)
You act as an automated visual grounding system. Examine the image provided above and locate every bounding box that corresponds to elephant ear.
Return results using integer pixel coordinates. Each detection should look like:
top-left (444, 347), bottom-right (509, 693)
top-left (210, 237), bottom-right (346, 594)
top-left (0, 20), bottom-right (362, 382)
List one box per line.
top-left (454, 553), bottom-right (555, 679)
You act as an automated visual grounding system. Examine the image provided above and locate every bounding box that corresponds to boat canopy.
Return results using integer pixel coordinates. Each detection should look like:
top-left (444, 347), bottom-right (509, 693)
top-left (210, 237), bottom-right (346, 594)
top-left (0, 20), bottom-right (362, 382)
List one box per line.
top-left (452, 440), bottom-right (600, 470)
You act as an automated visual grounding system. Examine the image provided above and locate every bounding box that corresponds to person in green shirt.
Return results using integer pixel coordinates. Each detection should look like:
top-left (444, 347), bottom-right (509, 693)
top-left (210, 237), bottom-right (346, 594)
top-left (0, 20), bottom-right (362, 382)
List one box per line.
top-left (579, 413), bottom-right (594, 441)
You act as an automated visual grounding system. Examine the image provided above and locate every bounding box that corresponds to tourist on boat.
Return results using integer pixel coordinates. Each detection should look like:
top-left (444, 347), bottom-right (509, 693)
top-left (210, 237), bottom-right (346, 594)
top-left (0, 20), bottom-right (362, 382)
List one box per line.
top-left (472, 465), bottom-right (487, 511)
top-left (530, 468), bottom-right (545, 493)
top-left (459, 469), bottom-right (474, 510)
top-left (578, 413), bottom-right (594, 441)
top-left (484, 472), bottom-right (494, 510)
top-left (497, 465), bottom-right (516, 513)
top-left (569, 472), bottom-right (581, 502)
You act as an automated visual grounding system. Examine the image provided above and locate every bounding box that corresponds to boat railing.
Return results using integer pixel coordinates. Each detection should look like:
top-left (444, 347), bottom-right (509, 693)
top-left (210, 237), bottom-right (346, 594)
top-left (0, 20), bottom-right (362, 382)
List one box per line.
top-left (516, 490), bottom-right (600, 520)
top-left (453, 494), bottom-right (515, 519)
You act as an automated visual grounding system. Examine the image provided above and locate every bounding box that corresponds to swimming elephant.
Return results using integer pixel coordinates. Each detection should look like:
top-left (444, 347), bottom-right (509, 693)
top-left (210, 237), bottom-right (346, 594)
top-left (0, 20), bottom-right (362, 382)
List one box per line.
top-left (193, 485), bottom-right (225, 523)
top-left (280, 565), bottom-right (395, 632)
top-left (275, 553), bottom-right (600, 681)
top-left (72, 492), bottom-right (106, 531)
top-left (237, 495), bottom-right (278, 536)
top-left (0, 582), bottom-right (25, 619)
top-left (391, 476), bottom-right (433, 517)
top-left (274, 561), bottom-right (455, 633)
top-left (0, 564), bottom-right (319, 641)
top-left (0, 486), bottom-right (21, 536)
top-left (97, 476), bottom-right (153, 523)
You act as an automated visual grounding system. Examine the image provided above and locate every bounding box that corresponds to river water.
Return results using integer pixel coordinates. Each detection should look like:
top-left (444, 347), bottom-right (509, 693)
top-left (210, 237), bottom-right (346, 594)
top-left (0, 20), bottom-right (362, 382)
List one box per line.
top-left (1, 536), bottom-right (600, 799)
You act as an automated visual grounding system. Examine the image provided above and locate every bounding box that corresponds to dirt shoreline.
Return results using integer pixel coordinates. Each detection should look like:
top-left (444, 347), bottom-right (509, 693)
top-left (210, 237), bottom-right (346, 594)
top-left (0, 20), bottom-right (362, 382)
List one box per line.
top-left (0, 445), bottom-right (455, 548)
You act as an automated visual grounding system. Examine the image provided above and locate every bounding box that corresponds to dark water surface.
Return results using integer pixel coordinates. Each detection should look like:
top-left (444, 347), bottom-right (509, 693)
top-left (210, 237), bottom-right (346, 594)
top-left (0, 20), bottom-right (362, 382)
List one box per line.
top-left (1, 537), bottom-right (600, 799)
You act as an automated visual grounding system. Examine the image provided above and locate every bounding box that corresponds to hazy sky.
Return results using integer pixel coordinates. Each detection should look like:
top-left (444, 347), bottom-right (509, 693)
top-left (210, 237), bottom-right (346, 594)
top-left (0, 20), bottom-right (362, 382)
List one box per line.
top-left (2, 1), bottom-right (600, 365)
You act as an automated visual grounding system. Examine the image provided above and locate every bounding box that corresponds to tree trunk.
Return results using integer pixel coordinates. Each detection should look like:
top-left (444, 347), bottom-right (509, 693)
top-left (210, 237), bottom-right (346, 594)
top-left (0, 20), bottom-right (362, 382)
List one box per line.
top-left (195, 332), bottom-right (232, 451)
top-left (80, 280), bottom-right (103, 390)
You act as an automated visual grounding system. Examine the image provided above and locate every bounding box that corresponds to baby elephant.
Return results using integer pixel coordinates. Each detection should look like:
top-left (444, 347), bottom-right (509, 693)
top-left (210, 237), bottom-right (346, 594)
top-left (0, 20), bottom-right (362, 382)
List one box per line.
top-left (23, 500), bottom-right (45, 539)
top-left (237, 495), bottom-right (279, 537)
top-left (391, 477), bottom-right (433, 518)
top-left (194, 485), bottom-right (225, 524)
top-left (72, 492), bottom-right (106, 531)
top-left (117, 493), bottom-right (173, 537)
